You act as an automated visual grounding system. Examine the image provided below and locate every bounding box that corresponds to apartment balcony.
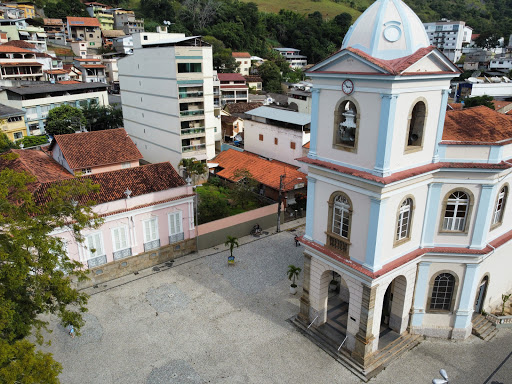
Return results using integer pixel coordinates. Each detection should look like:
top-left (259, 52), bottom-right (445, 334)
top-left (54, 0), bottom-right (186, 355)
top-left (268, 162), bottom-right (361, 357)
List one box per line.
top-left (178, 91), bottom-right (204, 102)
top-left (180, 109), bottom-right (204, 118)
top-left (181, 126), bottom-right (206, 138)
top-left (182, 143), bottom-right (206, 154)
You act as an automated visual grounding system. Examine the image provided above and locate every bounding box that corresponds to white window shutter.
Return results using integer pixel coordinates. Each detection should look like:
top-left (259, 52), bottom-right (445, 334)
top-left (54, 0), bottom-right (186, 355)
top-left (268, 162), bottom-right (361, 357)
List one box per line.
top-left (176, 211), bottom-right (182, 234)
top-left (169, 214), bottom-right (176, 235)
top-left (151, 218), bottom-right (157, 240)
top-left (143, 220), bottom-right (150, 243)
top-left (113, 228), bottom-right (120, 251)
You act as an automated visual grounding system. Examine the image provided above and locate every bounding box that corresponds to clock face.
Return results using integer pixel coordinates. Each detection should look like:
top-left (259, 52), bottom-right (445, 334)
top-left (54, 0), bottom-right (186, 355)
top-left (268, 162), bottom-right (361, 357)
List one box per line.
top-left (342, 79), bottom-right (354, 95)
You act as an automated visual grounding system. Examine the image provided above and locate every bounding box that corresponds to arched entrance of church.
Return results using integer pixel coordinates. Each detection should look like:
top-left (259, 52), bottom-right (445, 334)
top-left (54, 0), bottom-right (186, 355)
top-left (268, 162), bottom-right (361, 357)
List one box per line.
top-left (317, 270), bottom-right (350, 345)
top-left (378, 275), bottom-right (409, 349)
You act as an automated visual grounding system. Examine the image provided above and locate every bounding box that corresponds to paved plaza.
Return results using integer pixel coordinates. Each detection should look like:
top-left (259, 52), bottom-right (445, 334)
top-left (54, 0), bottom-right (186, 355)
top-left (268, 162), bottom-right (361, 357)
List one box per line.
top-left (41, 223), bottom-right (512, 383)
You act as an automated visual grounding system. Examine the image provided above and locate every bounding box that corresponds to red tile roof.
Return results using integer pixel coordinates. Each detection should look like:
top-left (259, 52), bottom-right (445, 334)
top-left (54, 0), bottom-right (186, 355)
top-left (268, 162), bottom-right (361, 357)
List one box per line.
top-left (214, 149), bottom-right (306, 191)
top-left (447, 103), bottom-right (463, 111)
top-left (34, 162), bottom-right (185, 205)
top-left (232, 52), bottom-right (251, 58)
top-left (0, 62), bottom-right (42, 66)
top-left (217, 73), bottom-right (246, 82)
top-left (224, 102), bottom-right (262, 114)
top-left (443, 106), bottom-right (512, 145)
top-left (220, 84), bottom-right (248, 89)
top-left (45, 69), bottom-right (68, 74)
top-left (57, 80), bottom-right (81, 84)
top-left (2, 40), bottom-right (36, 49)
top-left (44, 18), bottom-right (64, 26)
top-left (67, 17), bottom-right (101, 28)
top-left (303, 141), bottom-right (310, 149)
top-left (244, 75), bottom-right (262, 82)
top-left (310, 46), bottom-right (460, 76)
top-left (81, 64), bottom-right (106, 68)
top-left (298, 156), bottom-right (511, 185)
top-left (492, 100), bottom-right (512, 111)
top-left (49, 128), bottom-right (142, 170)
top-left (75, 58), bottom-right (101, 62)
top-left (0, 45), bottom-right (33, 53)
top-left (0, 149), bottom-right (72, 192)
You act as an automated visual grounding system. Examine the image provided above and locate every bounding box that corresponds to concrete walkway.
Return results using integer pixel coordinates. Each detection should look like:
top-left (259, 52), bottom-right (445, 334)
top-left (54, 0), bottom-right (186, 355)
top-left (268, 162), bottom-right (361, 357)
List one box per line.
top-left (40, 219), bottom-right (512, 383)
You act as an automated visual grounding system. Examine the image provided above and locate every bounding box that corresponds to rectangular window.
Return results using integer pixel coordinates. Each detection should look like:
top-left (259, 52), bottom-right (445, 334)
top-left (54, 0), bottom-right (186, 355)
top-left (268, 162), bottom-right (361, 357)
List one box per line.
top-left (274, 138), bottom-right (278, 145)
top-left (111, 226), bottom-right (129, 252)
top-left (169, 211), bottom-right (184, 244)
top-left (290, 141), bottom-right (296, 149)
top-left (259, 134), bottom-right (263, 141)
top-left (143, 217), bottom-right (159, 243)
top-left (177, 63), bottom-right (202, 73)
top-left (86, 232), bottom-right (104, 259)
top-left (81, 168), bottom-right (92, 174)
top-left (13, 132), bottom-right (23, 139)
top-left (121, 162), bottom-right (131, 169)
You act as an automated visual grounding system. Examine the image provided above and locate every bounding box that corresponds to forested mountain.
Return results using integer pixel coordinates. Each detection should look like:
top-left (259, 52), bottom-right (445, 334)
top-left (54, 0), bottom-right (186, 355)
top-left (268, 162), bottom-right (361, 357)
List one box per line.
top-left (39, 0), bottom-right (512, 67)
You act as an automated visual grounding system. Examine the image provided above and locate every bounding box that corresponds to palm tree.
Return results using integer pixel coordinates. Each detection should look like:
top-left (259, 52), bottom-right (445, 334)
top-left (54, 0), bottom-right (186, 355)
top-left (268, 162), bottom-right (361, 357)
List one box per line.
top-left (179, 157), bottom-right (207, 183)
top-left (225, 235), bottom-right (239, 259)
top-left (287, 265), bottom-right (302, 288)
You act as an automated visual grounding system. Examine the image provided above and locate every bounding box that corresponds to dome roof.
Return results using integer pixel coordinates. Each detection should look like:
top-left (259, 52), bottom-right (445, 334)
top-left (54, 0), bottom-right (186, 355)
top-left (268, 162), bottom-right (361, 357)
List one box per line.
top-left (341, 0), bottom-right (430, 60)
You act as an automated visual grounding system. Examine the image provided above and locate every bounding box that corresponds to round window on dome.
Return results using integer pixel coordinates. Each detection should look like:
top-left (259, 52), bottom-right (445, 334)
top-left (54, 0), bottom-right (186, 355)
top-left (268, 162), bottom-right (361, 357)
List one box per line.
top-left (383, 25), bottom-right (402, 42)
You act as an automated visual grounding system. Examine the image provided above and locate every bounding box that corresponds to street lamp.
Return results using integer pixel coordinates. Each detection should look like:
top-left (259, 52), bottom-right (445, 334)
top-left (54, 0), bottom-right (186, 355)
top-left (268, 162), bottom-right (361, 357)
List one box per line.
top-left (432, 369), bottom-right (449, 384)
top-left (277, 175), bottom-right (303, 233)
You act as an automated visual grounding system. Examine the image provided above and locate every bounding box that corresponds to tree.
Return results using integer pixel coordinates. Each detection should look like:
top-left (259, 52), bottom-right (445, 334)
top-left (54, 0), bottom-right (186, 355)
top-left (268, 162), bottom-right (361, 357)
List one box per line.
top-left (140, 0), bottom-right (174, 22)
top-left (202, 36), bottom-right (239, 73)
top-left (463, 95), bottom-right (495, 109)
top-left (257, 61), bottom-right (282, 93)
top-left (44, 0), bottom-right (88, 18)
top-left (287, 265), bottom-right (301, 288)
top-left (82, 102), bottom-right (123, 132)
top-left (178, 157), bottom-right (207, 184)
top-left (0, 153), bottom-right (102, 382)
top-left (196, 185), bottom-right (230, 224)
top-left (232, 168), bottom-right (258, 209)
top-left (0, 132), bottom-right (16, 153)
top-left (474, 32), bottom-right (501, 49)
top-left (45, 105), bottom-right (87, 136)
top-left (224, 235), bottom-right (239, 258)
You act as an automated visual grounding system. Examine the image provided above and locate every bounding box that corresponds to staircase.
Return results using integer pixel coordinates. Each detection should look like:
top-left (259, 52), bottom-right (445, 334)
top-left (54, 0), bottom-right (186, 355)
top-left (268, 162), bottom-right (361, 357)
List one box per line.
top-left (472, 314), bottom-right (498, 341)
top-left (288, 316), bottom-right (421, 382)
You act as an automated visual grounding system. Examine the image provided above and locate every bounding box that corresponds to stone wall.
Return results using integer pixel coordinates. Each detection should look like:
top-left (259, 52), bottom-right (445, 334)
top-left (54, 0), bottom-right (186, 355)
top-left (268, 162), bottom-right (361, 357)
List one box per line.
top-left (74, 238), bottom-right (196, 289)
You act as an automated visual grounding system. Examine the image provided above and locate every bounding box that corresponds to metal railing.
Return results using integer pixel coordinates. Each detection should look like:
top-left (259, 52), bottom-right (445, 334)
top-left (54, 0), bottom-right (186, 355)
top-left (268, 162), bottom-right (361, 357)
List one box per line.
top-left (182, 143), bottom-right (206, 153)
top-left (180, 109), bottom-right (204, 117)
top-left (143, 239), bottom-right (160, 252)
top-left (179, 91), bottom-right (203, 99)
top-left (338, 335), bottom-right (348, 351)
top-left (113, 247), bottom-right (132, 261)
top-left (87, 254), bottom-right (107, 268)
top-left (181, 127), bottom-right (205, 135)
top-left (169, 232), bottom-right (184, 244)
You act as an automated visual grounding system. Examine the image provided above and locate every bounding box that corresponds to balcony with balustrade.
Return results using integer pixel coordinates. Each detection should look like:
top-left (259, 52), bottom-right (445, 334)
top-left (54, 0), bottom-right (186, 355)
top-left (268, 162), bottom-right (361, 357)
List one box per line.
top-left (325, 232), bottom-right (350, 259)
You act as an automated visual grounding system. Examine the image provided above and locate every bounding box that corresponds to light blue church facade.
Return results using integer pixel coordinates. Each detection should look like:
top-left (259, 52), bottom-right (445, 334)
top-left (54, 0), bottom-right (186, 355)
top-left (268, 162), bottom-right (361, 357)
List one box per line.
top-left (296, 0), bottom-right (512, 368)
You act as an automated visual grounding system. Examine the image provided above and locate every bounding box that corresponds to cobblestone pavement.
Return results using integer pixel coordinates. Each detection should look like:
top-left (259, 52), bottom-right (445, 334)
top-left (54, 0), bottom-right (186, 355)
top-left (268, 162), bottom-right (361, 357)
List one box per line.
top-left (40, 222), bottom-right (512, 384)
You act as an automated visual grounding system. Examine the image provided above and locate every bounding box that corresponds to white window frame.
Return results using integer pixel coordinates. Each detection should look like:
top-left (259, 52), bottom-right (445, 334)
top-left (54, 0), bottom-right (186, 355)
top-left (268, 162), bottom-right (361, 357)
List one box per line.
top-left (111, 225), bottom-right (130, 252)
top-left (443, 191), bottom-right (469, 231)
top-left (332, 195), bottom-right (350, 239)
top-left (168, 211), bottom-right (183, 236)
top-left (143, 217), bottom-right (159, 244)
top-left (85, 232), bottom-right (105, 260)
top-left (492, 187), bottom-right (507, 225)
top-left (396, 198), bottom-right (412, 241)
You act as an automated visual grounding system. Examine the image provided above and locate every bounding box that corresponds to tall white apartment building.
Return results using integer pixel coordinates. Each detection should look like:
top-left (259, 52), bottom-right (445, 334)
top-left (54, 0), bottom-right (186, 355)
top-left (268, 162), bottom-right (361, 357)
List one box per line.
top-left (118, 31), bottom-right (216, 169)
top-left (424, 20), bottom-right (472, 63)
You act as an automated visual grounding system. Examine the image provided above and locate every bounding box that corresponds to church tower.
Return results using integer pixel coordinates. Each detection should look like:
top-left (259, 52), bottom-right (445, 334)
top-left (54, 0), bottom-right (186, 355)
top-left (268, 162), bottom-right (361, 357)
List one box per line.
top-left (295, 0), bottom-right (512, 372)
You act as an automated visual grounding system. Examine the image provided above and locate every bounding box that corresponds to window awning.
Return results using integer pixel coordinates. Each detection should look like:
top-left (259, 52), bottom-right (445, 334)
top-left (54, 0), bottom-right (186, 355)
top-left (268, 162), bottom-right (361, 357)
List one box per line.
top-left (18, 31), bottom-right (29, 36)
top-left (36, 32), bottom-right (47, 38)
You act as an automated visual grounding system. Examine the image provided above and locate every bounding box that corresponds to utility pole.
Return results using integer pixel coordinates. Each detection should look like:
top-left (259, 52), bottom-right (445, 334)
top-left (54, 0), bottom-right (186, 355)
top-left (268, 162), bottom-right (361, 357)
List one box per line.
top-left (277, 174), bottom-right (285, 232)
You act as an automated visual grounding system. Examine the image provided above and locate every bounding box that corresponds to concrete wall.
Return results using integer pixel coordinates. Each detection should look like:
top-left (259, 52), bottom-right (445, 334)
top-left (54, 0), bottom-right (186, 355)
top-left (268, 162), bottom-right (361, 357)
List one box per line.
top-left (197, 204), bottom-right (280, 249)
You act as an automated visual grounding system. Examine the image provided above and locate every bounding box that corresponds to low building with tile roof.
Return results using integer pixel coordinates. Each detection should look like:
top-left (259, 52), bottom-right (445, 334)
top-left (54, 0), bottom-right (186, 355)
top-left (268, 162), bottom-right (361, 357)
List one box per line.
top-left (0, 148), bottom-right (197, 285)
top-left (213, 148), bottom-right (307, 206)
top-left (48, 128), bottom-right (142, 175)
top-left (66, 17), bottom-right (102, 53)
top-left (232, 52), bottom-right (251, 75)
top-left (217, 73), bottom-right (248, 106)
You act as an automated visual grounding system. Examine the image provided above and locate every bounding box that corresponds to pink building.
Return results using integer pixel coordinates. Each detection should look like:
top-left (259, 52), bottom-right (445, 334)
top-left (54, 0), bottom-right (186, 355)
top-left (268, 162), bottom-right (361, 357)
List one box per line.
top-left (49, 128), bottom-right (142, 175)
top-left (1, 149), bottom-right (196, 281)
